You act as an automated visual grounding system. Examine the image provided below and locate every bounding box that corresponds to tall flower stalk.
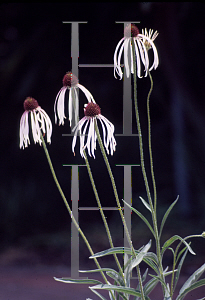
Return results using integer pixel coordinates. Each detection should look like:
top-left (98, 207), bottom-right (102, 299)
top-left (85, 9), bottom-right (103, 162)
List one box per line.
top-left (131, 36), bottom-right (165, 285)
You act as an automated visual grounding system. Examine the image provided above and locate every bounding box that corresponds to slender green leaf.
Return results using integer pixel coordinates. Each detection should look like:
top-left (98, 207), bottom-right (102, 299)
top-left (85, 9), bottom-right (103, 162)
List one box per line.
top-left (168, 247), bottom-right (175, 257)
top-left (124, 241), bottom-right (151, 286)
top-left (159, 196), bottom-right (179, 238)
top-left (126, 240), bottom-right (152, 276)
top-left (54, 277), bottom-right (102, 285)
top-left (122, 200), bottom-right (155, 238)
top-left (90, 284), bottom-right (142, 297)
top-left (177, 263), bottom-right (205, 297)
top-left (176, 279), bottom-right (205, 300)
top-left (143, 255), bottom-right (160, 275)
top-left (142, 268), bottom-right (149, 283)
top-left (144, 277), bottom-right (159, 296)
top-left (164, 282), bottom-right (171, 299)
top-left (89, 247), bottom-right (132, 258)
top-left (90, 288), bottom-right (110, 300)
top-left (139, 196), bottom-right (151, 212)
top-left (176, 245), bottom-right (188, 265)
top-left (79, 268), bottom-right (119, 274)
top-left (161, 235), bottom-right (196, 256)
top-left (174, 248), bottom-right (189, 291)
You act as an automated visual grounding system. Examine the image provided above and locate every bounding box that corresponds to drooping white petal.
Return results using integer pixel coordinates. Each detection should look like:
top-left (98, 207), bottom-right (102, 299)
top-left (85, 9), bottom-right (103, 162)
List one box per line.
top-left (114, 37), bottom-right (125, 79)
top-left (31, 111), bottom-right (42, 145)
top-left (37, 107), bottom-right (52, 144)
top-left (80, 117), bottom-right (90, 157)
top-left (99, 115), bottom-right (116, 155)
top-left (86, 118), bottom-right (95, 158)
top-left (54, 87), bottom-right (67, 125)
top-left (116, 41), bottom-right (125, 79)
top-left (78, 84), bottom-right (96, 103)
top-left (72, 116), bottom-right (87, 156)
top-left (98, 117), bottom-right (108, 153)
top-left (68, 88), bottom-right (73, 127)
top-left (74, 87), bottom-right (79, 126)
top-left (20, 111), bottom-right (30, 149)
top-left (123, 38), bottom-right (131, 78)
top-left (133, 39), bottom-right (142, 78)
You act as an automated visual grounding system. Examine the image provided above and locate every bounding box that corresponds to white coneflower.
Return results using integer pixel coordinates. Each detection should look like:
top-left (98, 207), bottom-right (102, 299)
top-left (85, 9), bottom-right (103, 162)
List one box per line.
top-left (20, 97), bottom-right (52, 149)
top-left (114, 24), bottom-right (159, 79)
top-left (54, 72), bottom-right (95, 127)
top-left (72, 102), bottom-right (116, 159)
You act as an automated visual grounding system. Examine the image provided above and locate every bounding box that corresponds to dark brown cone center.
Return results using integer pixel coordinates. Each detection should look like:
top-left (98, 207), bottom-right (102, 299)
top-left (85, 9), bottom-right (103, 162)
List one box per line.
top-left (63, 72), bottom-right (78, 87)
top-left (84, 103), bottom-right (101, 117)
top-left (24, 97), bottom-right (39, 111)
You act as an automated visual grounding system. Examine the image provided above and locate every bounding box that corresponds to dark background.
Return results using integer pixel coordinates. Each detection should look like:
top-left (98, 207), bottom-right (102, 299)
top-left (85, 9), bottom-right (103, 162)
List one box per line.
top-left (1, 2), bottom-right (205, 298)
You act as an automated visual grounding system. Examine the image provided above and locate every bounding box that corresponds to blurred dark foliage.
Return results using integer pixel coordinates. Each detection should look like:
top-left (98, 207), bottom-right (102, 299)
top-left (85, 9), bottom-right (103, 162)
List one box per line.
top-left (0, 2), bottom-right (205, 255)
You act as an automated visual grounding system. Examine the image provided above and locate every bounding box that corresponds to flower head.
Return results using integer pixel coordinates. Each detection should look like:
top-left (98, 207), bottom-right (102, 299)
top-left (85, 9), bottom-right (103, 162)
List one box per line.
top-left (141, 28), bottom-right (159, 51)
top-left (20, 97), bottom-right (52, 149)
top-left (72, 102), bottom-right (116, 158)
top-left (54, 72), bottom-right (95, 127)
top-left (114, 24), bottom-right (159, 79)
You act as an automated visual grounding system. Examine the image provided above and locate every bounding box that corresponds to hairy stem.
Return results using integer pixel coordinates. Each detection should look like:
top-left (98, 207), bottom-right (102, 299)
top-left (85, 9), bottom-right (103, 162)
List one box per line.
top-left (147, 71), bottom-right (157, 214)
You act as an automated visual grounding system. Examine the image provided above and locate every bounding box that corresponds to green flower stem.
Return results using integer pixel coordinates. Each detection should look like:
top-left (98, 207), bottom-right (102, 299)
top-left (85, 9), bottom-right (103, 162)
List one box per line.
top-left (40, 134), bottom-right (109, 286)
top-left (147, 71), bottom-right (157, 214)
top-left (94, 120), bottom-right (146, 300)
top-left (83, 149), bottom-right (125, 285)
top-left (170, 234), bottom-right (204, 297)
top-left (131, 39), bottom-right (164, 286)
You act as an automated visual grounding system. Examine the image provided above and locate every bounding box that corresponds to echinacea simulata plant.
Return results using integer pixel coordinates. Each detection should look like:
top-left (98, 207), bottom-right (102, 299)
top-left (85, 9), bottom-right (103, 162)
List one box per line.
top-left (19, 23), bottom-right (205, 300)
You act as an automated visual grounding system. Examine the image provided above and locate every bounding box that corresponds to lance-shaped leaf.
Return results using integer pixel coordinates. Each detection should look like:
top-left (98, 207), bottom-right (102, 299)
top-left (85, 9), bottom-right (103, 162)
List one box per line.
top-left (89, 246), bottom-right (133, 258)
top-left (143, 277), bottom-right (159, 296)
top-left (90, 288), bottom-right (110, 300)
top-left (89, 245), bottom-right (145, 259)
top-left (122, 200), bottom-right (155, 238)
top-left (159, 196), bottom-right (179, 238)
top-left (174, 248), bottom-right (189, 291)
top-left (176, 279), bottom-right (205, 300)
top-left (90, 284), bottom-right (142, 297)
top-left (54, 277), bottom-right (102, 285)
top-left (125, 240), bottom-right (152, 281)
top-left (139, 196), bottom-right (152, 212)
top-left (161, 235), bottom-right (196, 256)
top-left (79, 268), bottom-right (120, 275)
top-left (176, 263), bottom-right (205, 300)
